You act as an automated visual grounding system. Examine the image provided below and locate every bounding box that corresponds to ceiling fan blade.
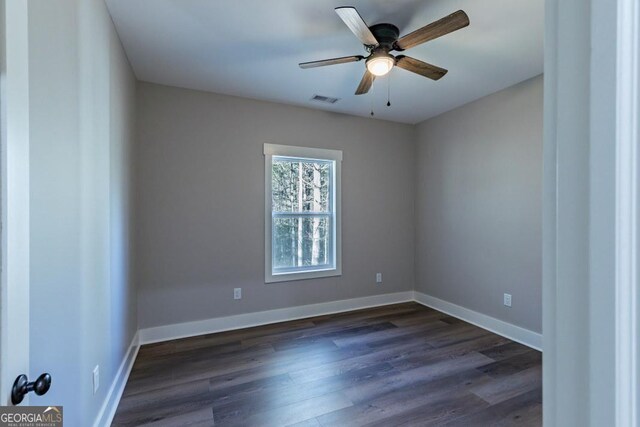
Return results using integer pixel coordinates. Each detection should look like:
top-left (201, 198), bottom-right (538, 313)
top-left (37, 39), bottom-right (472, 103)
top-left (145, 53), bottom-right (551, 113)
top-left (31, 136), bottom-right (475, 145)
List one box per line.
top-left (299, 55), bottom-right (364, 69)
top-left (335, 7), bottom-right (379, 46)
top-left (395, 55), bottom-right (448, 80)
top-left (355, 70), bottom-right (376, 95)
top-left (394, 10), bottom-right (469, 51)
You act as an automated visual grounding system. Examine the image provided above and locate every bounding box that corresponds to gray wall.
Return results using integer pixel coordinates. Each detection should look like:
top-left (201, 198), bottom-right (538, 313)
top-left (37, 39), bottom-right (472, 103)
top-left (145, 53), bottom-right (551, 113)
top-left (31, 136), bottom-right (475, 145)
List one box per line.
top-left (415, 75), bottom-right (543, 333)
top-left (27, 0), bottom-right (137, 424)
top-left (135, 83), bottom-right (416, 329)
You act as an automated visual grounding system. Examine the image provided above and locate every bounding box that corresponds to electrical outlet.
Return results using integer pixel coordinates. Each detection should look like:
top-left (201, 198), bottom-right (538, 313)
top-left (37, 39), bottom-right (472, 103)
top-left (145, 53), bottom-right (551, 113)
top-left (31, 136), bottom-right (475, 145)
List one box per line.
top-left (93, 365), bottom-right (100, 395)
top-left (504, 293), bottom-right (512, 307)
top-left (234, 288), bottom-right (242, 300)
top-left (376, 273), bottom-right (382, 283)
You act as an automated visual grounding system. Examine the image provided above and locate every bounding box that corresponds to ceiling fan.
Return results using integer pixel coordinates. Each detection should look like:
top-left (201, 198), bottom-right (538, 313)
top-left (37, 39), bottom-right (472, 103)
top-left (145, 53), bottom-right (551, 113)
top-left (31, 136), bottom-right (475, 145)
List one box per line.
top-left (299, 6), bottom-right (469, 95)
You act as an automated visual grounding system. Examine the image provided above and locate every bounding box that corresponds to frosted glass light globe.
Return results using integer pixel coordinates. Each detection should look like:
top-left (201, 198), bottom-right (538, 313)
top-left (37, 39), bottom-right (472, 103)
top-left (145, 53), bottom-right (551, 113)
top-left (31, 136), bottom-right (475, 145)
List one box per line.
top-left (366, 54), bottom-right (394, 77)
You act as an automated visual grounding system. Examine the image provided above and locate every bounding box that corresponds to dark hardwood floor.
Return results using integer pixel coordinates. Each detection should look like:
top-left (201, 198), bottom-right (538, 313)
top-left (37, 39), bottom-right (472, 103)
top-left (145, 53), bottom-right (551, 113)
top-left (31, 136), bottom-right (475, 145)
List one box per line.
top-left (113, 302), bottom-right (542, 426)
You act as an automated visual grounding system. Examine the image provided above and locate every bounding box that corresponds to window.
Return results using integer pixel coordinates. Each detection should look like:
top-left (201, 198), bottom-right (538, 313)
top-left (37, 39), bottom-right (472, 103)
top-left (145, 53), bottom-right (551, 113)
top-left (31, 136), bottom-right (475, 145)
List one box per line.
top-left (264, 144), bottom-right (342, 283)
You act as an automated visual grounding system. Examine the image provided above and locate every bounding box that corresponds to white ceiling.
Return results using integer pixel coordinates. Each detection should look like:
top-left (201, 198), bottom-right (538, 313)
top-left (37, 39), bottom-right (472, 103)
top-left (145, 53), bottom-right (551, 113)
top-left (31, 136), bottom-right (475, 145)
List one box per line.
top-left (105, 0), bottom-right (543, 124)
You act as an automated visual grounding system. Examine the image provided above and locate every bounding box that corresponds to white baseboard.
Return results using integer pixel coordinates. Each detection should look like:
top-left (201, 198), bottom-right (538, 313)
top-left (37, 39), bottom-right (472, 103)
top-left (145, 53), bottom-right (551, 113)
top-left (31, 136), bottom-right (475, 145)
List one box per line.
top-left (93, 331), bottom-right (140, 427)
top-left (138, 291), bottom-right (543, 350)
top-left (102, 290), bottom-right (540, 426)
top-left (413, 291), bottom-right (542, 351)
top-left (138, 291), bottom-right (414, 345)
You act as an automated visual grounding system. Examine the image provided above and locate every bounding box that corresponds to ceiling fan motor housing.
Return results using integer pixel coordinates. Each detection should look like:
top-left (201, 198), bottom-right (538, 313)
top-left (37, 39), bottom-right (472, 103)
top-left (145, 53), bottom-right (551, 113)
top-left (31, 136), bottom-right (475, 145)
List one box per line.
top-left (368, 23), bottom-right (400, 51)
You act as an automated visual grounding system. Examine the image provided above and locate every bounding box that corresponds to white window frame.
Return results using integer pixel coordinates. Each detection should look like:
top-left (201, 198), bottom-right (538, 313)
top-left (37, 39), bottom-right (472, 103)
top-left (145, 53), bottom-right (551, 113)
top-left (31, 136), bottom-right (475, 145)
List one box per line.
top-left (264, 143), bottom-right (342, 283)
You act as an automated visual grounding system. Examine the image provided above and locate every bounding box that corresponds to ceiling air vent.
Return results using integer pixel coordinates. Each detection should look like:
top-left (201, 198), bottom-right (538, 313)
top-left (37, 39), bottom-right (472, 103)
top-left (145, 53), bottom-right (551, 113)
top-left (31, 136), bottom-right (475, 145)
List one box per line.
top-left (311, 94), bottom-right (340, 104)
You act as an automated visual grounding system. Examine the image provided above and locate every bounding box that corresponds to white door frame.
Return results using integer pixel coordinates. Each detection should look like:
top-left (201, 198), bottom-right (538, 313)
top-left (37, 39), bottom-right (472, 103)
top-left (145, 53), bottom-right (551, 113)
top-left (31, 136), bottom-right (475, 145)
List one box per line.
top-left (544, 0), bottom-right (640, 424)
top-left (0, 0), bottom-right (30, 406)
top-left (615, 0), bottom-right (639, 423)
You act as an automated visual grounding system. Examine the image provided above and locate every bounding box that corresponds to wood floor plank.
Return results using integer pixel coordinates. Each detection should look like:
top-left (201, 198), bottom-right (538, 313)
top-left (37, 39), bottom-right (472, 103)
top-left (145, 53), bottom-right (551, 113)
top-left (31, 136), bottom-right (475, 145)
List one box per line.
top-left (343, 352), bottom-right (494, 405)
top-left (470, 365), bottom-right (543, 405)
top-left (139, 318), bottom-right (317, 358)
top-left (476, 349), bottom-right (542, 379)
top-left (363, 391), bottom-right (490, 427)
top-left (242, 316), bottom-right (401, 348)
top-left (288, 340), bottom-right (434, 384)
top-left (480, 341), bottom-right (535, 361)
top-left (202, 343), bottom-right (376, 395)
top-left (315, 369), bottom-right (490, 426)
top-left (287, 418), bottom-right (321, 427)
top-left (389, 333), bottom-right (511, 372)
top-left (363, 321), bottom-right (454, 349)
top-left (116, 378), bottom-right (211, 414)
top-left (389, 309), bottom-right (448, 327)
top-left (216, 392), bottom-right (353, 427)
top-left (439, 315), bottom-right (468, 325)
top-left (442, 388), bottom-right (542, 426)
top-left (425, 323), bottom-right (492, 348)
top-left (288, 322), bottom-right (497, 386)
top-left (112, 303), bottom-right (541, 427)
top-left (136, 407), bottom-right (214, 427)
top-left (129, 342), bottom-right (277, 383)
top-left (271, 322), bottom-right (398, 352)
top-left (209, 362), bottom-right (398, 424)
top-left (310, 303), bottom-right (424, 325)
top-left (332, 318), bottom-right (448, 348)
top-left (128, 339), bottom-right (355, 396)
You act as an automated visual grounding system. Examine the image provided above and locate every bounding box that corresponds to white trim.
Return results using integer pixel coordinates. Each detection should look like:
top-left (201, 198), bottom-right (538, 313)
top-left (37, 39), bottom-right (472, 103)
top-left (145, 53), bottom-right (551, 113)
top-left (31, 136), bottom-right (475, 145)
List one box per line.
top-left (139, 292), bottom-right (413, 345)
top-left (109, 291), bottom-right (543, 421)
top-left (264, 143), bottom-right (342, 283)
top-left (0, 0), bottom-right (30, 406)
top-left (542, 0), bottom-right (559, 422)
top-left (615, 0), bottom-right (640, 423)
top-left (93, 332), bottom-right (140, 427)
top-left (413, 292), bottom-right (542, 351)
top-left (138, 291), bottom-right (543, 351)
top-left (263, 143), bottom-right (343, 161)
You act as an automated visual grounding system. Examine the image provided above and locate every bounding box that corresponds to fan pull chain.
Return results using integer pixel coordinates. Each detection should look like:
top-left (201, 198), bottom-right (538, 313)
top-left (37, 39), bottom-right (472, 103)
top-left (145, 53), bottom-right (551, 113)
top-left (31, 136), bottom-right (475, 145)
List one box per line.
top-left (387, 72), bottom-right (391, 107)
top-left (370, 97), bottom-right (374, 117)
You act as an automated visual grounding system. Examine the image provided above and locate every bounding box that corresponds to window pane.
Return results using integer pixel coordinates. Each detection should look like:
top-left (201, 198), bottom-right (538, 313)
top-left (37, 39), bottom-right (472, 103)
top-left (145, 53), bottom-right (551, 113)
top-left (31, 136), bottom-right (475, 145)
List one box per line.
top-left (272, 158), bottom-right (331, 213)
top-left (273, 216), bottom-right (333, 271)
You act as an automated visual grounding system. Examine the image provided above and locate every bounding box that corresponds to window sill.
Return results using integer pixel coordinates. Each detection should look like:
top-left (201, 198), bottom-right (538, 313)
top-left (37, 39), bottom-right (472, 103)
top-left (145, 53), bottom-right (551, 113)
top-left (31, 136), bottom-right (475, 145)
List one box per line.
top-left (265, 267), bottom-right (342, 283)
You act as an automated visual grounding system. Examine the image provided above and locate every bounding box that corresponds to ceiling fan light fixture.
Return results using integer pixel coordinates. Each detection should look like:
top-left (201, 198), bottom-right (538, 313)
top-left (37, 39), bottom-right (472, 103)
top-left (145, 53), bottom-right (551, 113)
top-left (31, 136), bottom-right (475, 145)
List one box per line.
top-left (366, 53), bottom-right (394, 76)
top-left (299, 7), bottom-right (469, 95)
